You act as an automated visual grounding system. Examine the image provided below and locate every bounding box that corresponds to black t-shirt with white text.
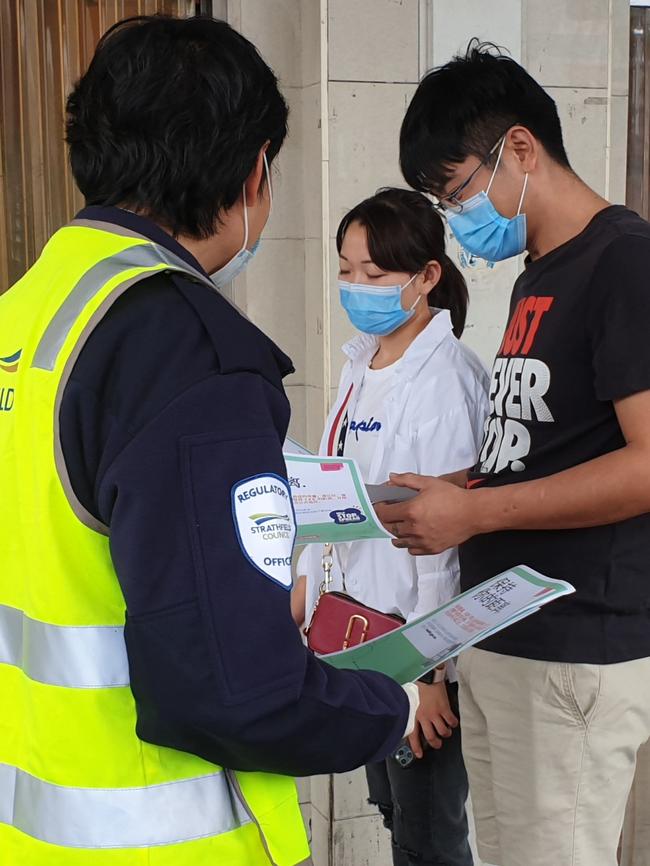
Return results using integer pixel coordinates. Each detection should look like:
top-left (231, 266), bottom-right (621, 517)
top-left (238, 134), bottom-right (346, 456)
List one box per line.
top-left (460, 206), bottom-right (650, 664)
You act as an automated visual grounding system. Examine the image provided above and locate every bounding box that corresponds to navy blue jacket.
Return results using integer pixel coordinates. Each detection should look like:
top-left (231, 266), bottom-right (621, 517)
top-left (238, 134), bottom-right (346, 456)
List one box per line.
top-left (59, 207), bottom-right (409, 776)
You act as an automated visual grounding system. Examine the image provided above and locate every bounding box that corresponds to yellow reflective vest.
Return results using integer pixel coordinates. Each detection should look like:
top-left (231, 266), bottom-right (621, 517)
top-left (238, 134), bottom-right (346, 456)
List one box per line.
top-left (0, 220), bottom-right (311, 866)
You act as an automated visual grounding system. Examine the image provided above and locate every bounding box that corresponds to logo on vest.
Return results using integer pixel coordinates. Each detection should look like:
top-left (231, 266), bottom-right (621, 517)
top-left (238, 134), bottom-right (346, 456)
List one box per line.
top-left (250, 512), bottom-right (291, 526)
top-left (232, 474), bottom-right (296, 589)
top-left (0, 350), bottom-right (21, 413)
top-left (0, 350), bottom-right (21, 374)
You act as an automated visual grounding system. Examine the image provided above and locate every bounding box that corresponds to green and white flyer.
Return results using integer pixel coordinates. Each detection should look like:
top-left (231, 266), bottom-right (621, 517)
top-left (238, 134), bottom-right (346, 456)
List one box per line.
top-left (284, 453), bottom-right (390, 544)
top-left (321, 566), bottom-right (575, 684)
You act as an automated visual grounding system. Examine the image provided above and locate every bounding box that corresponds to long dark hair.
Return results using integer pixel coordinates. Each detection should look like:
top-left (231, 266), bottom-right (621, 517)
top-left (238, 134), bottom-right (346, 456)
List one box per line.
top-left (336, 187), bottom-right (469, 337)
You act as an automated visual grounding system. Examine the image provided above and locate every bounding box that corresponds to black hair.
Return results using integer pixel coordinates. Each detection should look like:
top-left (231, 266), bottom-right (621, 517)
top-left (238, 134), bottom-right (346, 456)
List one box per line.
top-left (66, 15), bottom-right (288, 238)
top-left (336, 188), bottom-right (469, 338)
top-left (400, 40), bottom-right (570, 195)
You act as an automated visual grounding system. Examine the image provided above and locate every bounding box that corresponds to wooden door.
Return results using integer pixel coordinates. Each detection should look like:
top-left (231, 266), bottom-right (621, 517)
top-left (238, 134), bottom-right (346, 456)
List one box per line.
top-left (0, 0), bottom-right (198, 291)
top-left (627, 5), bottom-right (650, 220)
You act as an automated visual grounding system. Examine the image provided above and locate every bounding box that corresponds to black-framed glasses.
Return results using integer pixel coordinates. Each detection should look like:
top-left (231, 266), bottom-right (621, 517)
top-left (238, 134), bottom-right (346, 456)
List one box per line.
top-left (433, 135), bottom-right (505, 214)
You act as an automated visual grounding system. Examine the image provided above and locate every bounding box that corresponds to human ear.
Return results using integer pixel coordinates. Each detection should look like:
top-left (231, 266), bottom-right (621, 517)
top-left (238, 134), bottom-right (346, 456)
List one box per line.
top-left (507, 126), bottom-right (538, 173)
top-left (420, 260), bottom-right (442, 293)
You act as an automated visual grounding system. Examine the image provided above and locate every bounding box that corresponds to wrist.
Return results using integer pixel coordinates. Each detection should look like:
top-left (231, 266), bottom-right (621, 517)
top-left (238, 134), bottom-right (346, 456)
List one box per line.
top-left (419, 663), bottom-right (446, 685)
top-left (466, 487), bottom-right (505, 535)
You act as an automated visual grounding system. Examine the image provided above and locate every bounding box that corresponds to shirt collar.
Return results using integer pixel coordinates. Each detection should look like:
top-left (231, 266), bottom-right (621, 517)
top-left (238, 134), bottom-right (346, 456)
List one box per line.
top-left (74, 206), bottom-right (209, 278)
top-left (342, 308), bottom-right (454, 367)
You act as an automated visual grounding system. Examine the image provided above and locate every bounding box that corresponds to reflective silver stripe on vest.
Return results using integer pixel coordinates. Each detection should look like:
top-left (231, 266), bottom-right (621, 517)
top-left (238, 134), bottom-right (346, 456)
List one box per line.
top-left (0, 604), bottom-right (129, 688)
top-left (0, 763), bottom-right (251, 849)
top-left (32, 239), bottom-right (212, 372)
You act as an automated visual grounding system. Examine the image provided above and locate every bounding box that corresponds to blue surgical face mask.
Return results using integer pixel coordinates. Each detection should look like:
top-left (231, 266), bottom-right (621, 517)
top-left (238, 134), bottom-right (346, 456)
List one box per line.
top-left (339, 274), bottom-right (420, 336)
top-left (445, 137), bottom-right (528, 265)
top-left (211, 154), bottom-right (271, 289)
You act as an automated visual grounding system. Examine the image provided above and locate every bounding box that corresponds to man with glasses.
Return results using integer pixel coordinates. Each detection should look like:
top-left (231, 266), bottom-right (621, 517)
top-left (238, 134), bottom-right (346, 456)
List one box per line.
top-left (379, 41), bottom-right (650, 866)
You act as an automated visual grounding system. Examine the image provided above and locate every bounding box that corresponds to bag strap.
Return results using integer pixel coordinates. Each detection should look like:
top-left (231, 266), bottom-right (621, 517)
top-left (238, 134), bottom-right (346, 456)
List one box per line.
top-left (319, 542), bottom-right (348, 595)
top-left (319, 543), bottom-right (334, 596)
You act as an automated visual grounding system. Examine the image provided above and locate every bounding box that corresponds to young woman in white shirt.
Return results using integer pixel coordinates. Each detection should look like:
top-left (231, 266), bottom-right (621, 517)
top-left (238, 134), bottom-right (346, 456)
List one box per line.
top-left (293, 188), bottom-right (489, 866)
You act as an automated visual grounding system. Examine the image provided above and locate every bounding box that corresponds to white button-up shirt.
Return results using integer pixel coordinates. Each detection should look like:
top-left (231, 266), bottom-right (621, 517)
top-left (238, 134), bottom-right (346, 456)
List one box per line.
top-left (299, 311), bottom-right (490, 654)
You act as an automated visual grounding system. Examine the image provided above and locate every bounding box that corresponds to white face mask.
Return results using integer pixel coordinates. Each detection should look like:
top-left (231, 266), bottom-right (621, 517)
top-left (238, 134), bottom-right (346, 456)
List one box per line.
top-left (211, 153), bottom-right (272, 289)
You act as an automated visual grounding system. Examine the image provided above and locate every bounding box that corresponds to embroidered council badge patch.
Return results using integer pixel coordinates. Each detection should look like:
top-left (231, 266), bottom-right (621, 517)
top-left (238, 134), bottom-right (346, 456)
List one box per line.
top-left (231, 473), bottom-right (296, 589)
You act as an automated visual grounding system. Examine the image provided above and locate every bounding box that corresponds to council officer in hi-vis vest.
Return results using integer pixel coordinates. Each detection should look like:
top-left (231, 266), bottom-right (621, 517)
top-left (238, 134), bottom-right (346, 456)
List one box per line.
top-left (0, 16), bottom-right (420, 866)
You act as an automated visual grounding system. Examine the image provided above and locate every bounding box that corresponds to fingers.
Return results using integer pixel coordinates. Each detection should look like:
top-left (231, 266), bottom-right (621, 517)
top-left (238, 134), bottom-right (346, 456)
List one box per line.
top-left (388, 472), bottom-right (426, 491)
top-left (431, 715), bottom-right (453, 739)
top-left (391, 539), bottom-right (439, 556)
top-left (374, 500), bottom-right (410, 526)
top-left (390, 536), bottom-right (418, 548)
top-left (419, 719), bottom-right (443, 750)
top-left (408, 728), bottom-right (424, 759)
top-left (442, 708), bottom-right (459, 729)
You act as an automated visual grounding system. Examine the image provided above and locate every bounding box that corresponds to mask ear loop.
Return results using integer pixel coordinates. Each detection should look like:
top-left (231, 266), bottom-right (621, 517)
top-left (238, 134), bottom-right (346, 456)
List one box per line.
top-left (485, 135), bottom-right (507, 197)
top-left (239, 152), bottom-right (270, 254)
top-left (516, 173), bottom-right (529, 215)
top-left (263, 152), bottom-right (273, 214)
top-left (402, 272), bottom-right (424, 312)
top-left (485, 136), bottom-right (528, 216)
top-left (238, 185), bottom-right (250, 254)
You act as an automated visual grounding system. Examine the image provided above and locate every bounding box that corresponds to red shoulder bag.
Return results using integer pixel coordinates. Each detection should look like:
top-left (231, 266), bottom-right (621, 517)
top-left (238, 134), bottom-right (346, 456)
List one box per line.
top-left (304, 544), bottom-right (404, 655)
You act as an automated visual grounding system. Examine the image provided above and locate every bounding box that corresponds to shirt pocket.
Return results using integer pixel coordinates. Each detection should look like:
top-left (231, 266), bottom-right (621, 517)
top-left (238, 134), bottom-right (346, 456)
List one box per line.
top-left (379, 428), bottom-right (417, 476)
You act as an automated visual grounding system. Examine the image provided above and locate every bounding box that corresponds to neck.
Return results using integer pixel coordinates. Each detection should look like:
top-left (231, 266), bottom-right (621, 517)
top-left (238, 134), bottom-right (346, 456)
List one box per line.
top-left (117, 207), bottom-right (238, 276)
top-left (371, 304), bottom-right (433, 369)
top-left (526, 170), bottom-right (610, 260)
top-left (176, 232), bottom-right (239, 276)
top-left (165, 206), bottom-right (245, 275)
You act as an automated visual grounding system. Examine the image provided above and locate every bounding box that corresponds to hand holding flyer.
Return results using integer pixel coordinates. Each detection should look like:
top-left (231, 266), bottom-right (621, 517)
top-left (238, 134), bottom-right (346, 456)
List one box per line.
top-left (285, 453), bottom-right (391, 543)
top-left (321, 566), bottom-right (575, 684)
top-left (283, 441), bottom-right (418, 543)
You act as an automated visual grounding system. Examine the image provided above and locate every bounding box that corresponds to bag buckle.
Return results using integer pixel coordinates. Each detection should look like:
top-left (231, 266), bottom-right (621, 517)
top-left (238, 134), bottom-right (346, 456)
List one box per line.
top-left (342, 614), bottom-right (370, 650)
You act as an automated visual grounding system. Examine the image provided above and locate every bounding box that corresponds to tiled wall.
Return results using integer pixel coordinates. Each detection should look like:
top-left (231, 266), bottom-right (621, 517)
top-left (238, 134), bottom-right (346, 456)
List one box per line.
top-left (228, 1), bottom-right (631, 863)
top-left (233, 0), bottom-right (630, 452)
